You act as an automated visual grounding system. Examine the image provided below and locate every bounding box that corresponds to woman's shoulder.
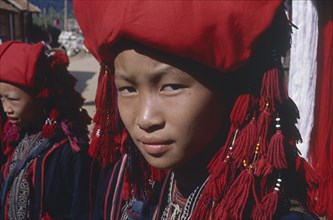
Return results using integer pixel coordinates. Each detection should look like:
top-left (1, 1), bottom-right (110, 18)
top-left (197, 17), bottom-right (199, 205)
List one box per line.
top-left (53, 132), bottom-right (89, 149)
top-left (44, 133), bottom-right (90, 160)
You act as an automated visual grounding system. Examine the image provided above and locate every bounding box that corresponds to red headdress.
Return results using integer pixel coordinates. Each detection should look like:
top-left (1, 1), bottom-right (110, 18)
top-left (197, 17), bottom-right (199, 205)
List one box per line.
top-left (74, 1), bottom-right (319, 218)
top-left (0, 41), bottom-right (91, 155)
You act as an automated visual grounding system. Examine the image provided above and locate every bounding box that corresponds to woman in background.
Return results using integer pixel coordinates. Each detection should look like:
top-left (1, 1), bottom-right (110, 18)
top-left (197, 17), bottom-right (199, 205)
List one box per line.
top-left (0, 41), bottom-right (92, 220)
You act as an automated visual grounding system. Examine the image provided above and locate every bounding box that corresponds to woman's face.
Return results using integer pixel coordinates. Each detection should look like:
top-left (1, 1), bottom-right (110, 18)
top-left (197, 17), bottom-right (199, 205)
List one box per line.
top-left (0, 82), bottom-right (44, 129)
top-left (114, 49), bottom-right (226, 169)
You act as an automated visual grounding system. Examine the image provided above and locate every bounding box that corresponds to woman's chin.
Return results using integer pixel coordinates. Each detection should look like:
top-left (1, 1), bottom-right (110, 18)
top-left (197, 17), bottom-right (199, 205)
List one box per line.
top-left (144, 157), bottom-right (179, 170)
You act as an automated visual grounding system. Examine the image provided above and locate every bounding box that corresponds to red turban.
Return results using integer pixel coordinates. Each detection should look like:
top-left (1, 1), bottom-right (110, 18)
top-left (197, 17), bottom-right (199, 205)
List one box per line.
top-left (73, 1), bottom-right (282, 72)
top-left (0, 41), bottom-right (46, 89)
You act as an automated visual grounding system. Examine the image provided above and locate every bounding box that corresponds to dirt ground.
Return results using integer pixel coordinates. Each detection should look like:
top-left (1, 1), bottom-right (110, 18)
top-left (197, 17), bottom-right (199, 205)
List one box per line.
top-left (68, 51), bottom-right (99, 132)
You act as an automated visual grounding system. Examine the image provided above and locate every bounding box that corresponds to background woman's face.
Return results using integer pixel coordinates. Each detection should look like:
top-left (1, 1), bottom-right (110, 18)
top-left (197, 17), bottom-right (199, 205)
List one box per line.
top-left (0, 82), bottom-right (43, 129)
top-left (114, 49), bottom-right (226, 169)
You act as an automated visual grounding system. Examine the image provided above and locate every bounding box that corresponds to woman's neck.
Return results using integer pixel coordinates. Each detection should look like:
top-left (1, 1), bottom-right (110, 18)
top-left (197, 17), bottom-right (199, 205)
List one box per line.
top-left (171, 120), bottom-right (230, 198)
top-left (172, 140), bottom-right (221, 198)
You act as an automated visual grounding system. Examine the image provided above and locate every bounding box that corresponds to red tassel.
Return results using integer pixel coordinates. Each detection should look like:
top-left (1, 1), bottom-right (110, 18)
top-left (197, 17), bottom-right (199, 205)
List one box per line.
top-left (252, 190), bottom-right (279, 220)
top-left (260, 67), bottom-right (288, 104)
top-left (208, 161), bottom-right (236, 202)
top-left (88, 125), bottom-right (101, 157)
top-left (208, 144), bottom-right (229, 175)
top-left (295, 156), bottom-right (319, 189)
top-left (149, 166), bottom-right (165, 182)
top-left (254, 156), bottom-right (273, 176)
top-left (215, 170), bottom-right (256, 219)
top-left (41, 109), bottom-right (60, 138)
top-left (89, 65), bottom-right (121, 166)
top-left (191, 193), bottom-right (212, 220)
top-left (267, 130), bottom-right (287, 169)
top-left (36, 88), bottom-right (50, 98)
top-left (122, 170), bottom-right (131, 201)
top-left (230, 94), bottom-right (254, 127)
top-left (257, 107), bottom-right (273, 154)
top-left (232, 118), bottom-right (257, 167)
top-left (120, 128), bottom-right (129, 155)
top-left (208, 127), bottom-right (238, 178)
top-left (41, 212), bottom-right (53, 220)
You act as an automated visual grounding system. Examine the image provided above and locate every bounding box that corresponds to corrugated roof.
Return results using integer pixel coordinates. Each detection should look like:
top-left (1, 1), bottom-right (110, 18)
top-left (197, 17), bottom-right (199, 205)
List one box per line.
top-left (0, 0), bottom-right (19, 12)
top-left (6, 0), bottom-right (40, 13)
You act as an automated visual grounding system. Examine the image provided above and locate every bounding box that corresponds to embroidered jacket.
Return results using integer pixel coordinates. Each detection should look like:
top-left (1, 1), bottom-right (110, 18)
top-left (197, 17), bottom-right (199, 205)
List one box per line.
top-left (0, 134), bottom-right (92, 220)
top-left (92, 155), bottom-right (318, 220)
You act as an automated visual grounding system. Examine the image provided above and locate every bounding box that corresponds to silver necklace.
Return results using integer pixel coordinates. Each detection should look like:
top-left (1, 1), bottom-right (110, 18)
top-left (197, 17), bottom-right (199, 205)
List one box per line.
top-left (161, 172), bottom-right (208, 220)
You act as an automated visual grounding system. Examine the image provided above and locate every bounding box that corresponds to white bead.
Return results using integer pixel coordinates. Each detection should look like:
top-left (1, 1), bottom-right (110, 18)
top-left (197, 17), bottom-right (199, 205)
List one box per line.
top-left (96, 129), bottom-right (101, 137)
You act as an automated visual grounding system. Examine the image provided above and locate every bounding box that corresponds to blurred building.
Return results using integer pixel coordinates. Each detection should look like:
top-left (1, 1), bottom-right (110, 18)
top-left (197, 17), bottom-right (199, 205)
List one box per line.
top-left (0, 0), bottom-right (40, 43)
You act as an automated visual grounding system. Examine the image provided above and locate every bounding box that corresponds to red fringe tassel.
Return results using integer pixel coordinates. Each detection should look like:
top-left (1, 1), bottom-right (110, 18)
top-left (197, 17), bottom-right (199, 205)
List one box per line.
top-left (267, 130), bottom-right (287, 169)
top-left (215, 170), bottom-right (255, 219)
top-left (252, 190), bottom-right (279, 220)
top-left (230, 94), bottom-right (253, 127)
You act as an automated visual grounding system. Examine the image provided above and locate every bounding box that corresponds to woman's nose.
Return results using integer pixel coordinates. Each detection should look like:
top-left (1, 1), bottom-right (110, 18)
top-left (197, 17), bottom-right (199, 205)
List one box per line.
top-left (136, 97), bottom-right (165, 132)
top-left (1, 101), bottom-right (13, 115)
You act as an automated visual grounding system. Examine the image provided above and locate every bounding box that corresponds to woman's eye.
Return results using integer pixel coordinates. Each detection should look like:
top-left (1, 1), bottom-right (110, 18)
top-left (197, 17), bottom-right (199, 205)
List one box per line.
top-left (0, 96), bottom-right (18, 102)
top-left (161, 84), bottom-right (186, 92)
top-left (7, 97), bottom-right (19, 101)
top-left (118, 87), bottom-right (136, 95)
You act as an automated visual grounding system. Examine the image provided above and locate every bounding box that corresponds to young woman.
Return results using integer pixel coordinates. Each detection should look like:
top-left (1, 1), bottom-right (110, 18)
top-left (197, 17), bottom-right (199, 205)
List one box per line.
top-left (0, 41), bottom-right (92, 219)
top-left (74, 1), bottom-right (319, 219)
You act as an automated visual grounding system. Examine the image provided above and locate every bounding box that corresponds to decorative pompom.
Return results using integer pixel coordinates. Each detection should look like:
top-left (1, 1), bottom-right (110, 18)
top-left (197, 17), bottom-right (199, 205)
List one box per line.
top-left (41, 109), bottom-right (60, 138)
top-left (267, 130), bottom-right (287, 169)
top-left (49, 50), bottom-right (70, 69)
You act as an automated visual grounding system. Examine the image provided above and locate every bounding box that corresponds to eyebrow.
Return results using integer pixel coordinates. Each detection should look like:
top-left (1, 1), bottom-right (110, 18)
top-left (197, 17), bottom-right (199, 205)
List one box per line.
top-left (115, 66), bottom-right (179, 84)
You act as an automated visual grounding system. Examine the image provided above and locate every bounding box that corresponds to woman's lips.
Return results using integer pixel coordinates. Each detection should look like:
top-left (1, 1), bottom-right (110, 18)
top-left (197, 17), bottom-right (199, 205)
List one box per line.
top-left (8, 117), bottom-right (18, 124)
top-left (141, 143), bottom-right (170, 155)
top-left (138, 138), bottom-right (172, 155)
